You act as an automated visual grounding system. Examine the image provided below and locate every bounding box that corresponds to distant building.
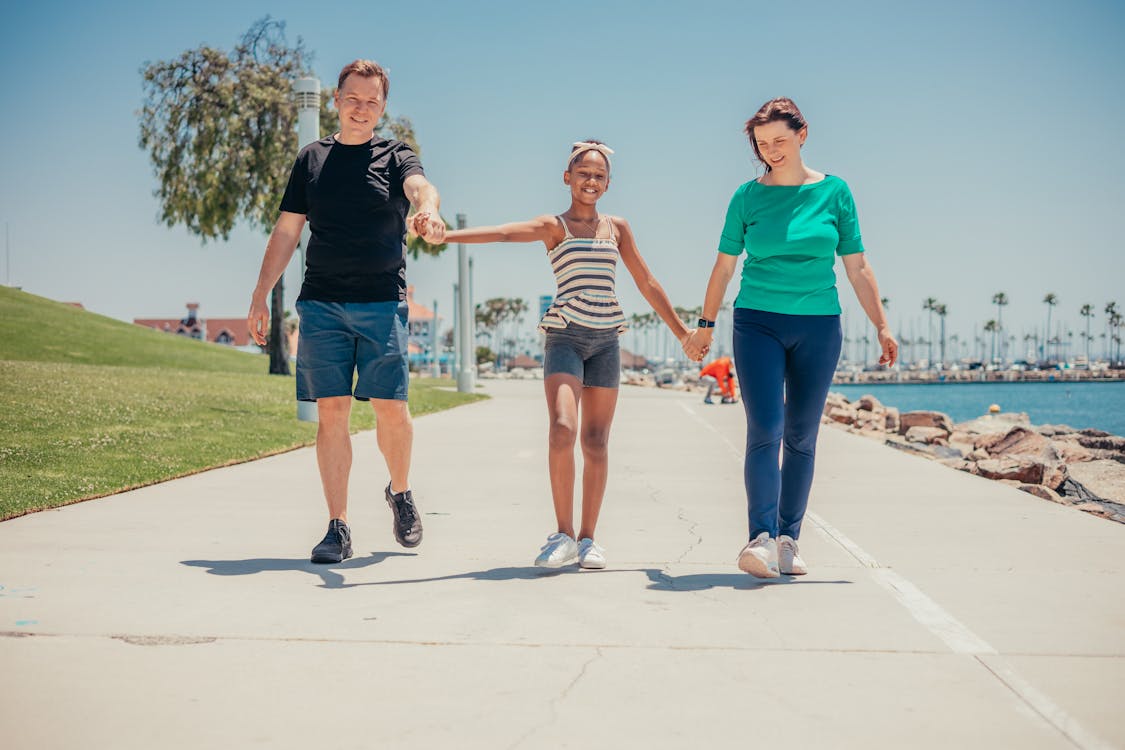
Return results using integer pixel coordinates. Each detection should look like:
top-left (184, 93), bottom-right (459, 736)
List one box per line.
top-left (508, 354), bottom-right (540, 370)
top-left (134, 302), bottom-right (262, 349)
top-left (137, 291), bottom-right (441, 360)
top-left (405, 285), bottom-right (444, 364)
top-left (621, 349), bottom-right (649, 370)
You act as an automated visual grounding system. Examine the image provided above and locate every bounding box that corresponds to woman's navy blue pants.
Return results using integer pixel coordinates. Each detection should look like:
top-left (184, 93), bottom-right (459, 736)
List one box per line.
top-left (732, 308), bottom-right (843, 540)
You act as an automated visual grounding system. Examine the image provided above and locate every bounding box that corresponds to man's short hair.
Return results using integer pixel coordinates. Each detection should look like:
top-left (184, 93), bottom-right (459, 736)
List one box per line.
top-left (337, 59), bottom-right (389, 97)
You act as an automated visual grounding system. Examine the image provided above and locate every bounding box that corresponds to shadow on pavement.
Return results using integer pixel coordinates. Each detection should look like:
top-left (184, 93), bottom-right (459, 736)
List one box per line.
top-left (181, 551), bottom-right (414, 589)
top-left (343, 565), bottom-right (632, 587)
top-left (643, 569), bottom-right (855, 591)
top-left (342, 565), bottom-right (855, 591)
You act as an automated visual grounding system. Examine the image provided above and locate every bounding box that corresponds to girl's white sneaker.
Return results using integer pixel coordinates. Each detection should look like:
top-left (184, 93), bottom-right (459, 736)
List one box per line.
top-left (534, 532), bottom-right (579, 568)
top-left (577, 538), bottom-right (606, 569)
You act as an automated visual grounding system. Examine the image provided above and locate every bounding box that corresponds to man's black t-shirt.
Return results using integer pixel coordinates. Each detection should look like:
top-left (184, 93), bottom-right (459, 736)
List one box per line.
top-left (280, 135), bottom-right (424, 302)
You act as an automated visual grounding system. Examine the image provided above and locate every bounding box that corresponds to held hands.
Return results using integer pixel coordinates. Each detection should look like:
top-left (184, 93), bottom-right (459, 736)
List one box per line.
top-left (411, 211), bottom-right (446, 244)
top-left (682, 328), bottom-right (712, 362)
top-left (877, 325), bottom-right (899, 367)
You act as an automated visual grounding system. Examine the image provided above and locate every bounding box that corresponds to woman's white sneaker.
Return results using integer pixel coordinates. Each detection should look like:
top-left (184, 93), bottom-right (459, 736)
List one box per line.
top-left (534, 532), bottom-right (579, 568)
top-left (577, 538), bottom-right (606, 569)
top-left (737, 532), bottom-right (780, 578)
top-left (778, 534), bottom-right (807, 575)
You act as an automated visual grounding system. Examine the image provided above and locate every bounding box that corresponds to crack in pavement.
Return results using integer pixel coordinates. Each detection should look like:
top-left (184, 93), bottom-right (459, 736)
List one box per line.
top-left (507, 647), bottom-right (603, 750)
top-left (627, 463), bottom-right (708, 596)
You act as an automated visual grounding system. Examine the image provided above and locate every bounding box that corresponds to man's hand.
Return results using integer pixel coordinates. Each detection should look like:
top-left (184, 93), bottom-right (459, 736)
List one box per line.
top-left (248, 295), bottom-right (270, 347)
top-left (411, 211), bottom-right (446, 244)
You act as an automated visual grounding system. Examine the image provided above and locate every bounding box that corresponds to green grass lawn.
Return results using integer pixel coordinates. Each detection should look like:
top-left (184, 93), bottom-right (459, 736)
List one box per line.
top-left (0, 287), bottom-right (485, 520)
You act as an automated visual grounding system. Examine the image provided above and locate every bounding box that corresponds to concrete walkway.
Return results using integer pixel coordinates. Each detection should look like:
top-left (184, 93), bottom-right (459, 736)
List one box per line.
top-left (1, 380), bottom-right (1122, 749)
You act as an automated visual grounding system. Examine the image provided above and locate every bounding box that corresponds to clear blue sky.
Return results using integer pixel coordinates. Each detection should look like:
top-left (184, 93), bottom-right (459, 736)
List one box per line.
top-left (2, 0), bottom-right (1123, 360)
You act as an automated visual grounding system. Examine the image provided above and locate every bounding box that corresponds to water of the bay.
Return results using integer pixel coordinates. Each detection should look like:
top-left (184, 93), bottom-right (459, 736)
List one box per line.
top-left (830, 381), bottom-right (1125, 436)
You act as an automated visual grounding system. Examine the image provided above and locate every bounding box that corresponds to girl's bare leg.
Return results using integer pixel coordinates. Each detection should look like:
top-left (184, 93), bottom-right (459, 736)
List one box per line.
top-left (545, 374), bottom-right (582, 537)
top-left (577, 385), bottom-right (619, 541)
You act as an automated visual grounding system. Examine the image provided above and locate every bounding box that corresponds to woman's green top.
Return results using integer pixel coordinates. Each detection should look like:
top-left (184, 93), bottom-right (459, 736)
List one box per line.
top-left (717, 174), bottom-right (864, 315)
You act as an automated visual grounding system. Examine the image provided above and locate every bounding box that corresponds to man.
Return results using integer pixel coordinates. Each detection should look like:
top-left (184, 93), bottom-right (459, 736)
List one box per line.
top-left (699, 355), bottom-right (737, 404)
top-left (248, 59), bottom-right (446, 563)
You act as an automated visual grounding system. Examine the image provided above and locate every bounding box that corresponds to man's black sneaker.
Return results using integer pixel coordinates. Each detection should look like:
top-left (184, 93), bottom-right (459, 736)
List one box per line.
top-left (310, 519), bottom-right (353, 564)
top-left (385, 484), bottom-right (423, 548)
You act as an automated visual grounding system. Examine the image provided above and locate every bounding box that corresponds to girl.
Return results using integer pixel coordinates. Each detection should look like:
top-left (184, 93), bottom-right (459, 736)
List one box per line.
top-left (685, 99), bottom-right (898, 578)
top-left (444, 141), bottom-right (690, 569)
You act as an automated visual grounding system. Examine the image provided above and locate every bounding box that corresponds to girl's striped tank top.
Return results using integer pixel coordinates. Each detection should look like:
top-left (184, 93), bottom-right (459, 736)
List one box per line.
top-left (538, 215), bottom-right (627, 335)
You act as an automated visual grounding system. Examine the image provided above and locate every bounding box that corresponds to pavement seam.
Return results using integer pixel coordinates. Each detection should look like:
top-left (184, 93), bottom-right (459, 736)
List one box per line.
top-left (17, 631), bottom-right (1094, 655)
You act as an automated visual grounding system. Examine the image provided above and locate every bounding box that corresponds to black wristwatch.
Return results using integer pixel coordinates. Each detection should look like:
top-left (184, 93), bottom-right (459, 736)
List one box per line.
top-left (697, 318), bottom-right (716, 328)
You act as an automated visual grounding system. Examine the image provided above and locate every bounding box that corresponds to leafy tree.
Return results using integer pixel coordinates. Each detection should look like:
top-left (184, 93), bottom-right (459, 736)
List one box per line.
top-left (475, 346), bottom-right (496, 365)
top-left (1043, 293), bottom-right (1058, 362)
top-left (139, 17), bottom-right (441, 374)
top-left (474, 297), bottom-right (527, 368)
top-left (1079, 303), bottom-right (1094, 362)
top-left (992, 292), bottom-right (1009, 360)
top-left (934, 303), bottom-right (948, 367)
top-left (923, 297), bottom-right (938, 366)
top-left (983, 319), bottom-right (999, 363)
top-left (1103, 301), bottom-right (1117, 360)
top-left (139, 18), bottom-right (308, 373)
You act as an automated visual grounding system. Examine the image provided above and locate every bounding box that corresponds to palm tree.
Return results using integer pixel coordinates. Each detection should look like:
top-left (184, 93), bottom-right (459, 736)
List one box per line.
top-left (629, 312), bottom-right (645, 364)
top-left (1079, 304), bottom-right (1094, 363)
top-left (1043, 293), bottom-right (1058, 363)
top-left (934, 303), bottom-right (948, 368)
top-left (1111, 311), bottom-right (1124, 365)
top-left (950, 333), bottom-right (961, 364)
top-left (992, 292), bottom-right (1009, 362)
top-left (1105, 302), bottom-right (1118, 360)
top-left (923, 297), bottom-right (938, 367)
top-left (984, 319), bottom-right (999, 364)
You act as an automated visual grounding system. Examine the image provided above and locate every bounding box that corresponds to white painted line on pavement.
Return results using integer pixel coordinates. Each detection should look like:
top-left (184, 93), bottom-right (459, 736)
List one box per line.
top-left (679, 400), bottom-right (1112, 750)
top-left (807, 513), bottom-right (996, 654)
top-left (977, 654), bottom-right (1118, 750)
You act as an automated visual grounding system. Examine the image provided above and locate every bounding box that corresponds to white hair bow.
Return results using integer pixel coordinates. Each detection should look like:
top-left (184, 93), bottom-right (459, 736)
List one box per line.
top-left (568, 141), bottom-right (614, 171)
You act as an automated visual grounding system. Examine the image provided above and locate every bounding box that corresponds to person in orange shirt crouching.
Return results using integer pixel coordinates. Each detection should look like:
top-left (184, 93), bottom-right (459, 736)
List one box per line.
top-left (699, 355), bottom-right (737, 404)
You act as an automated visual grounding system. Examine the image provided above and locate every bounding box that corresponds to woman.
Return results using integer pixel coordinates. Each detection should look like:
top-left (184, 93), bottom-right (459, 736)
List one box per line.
top-left (444, 141), bottom-right (690, 570)
top-left (685, 98), bottom-right (897, 578)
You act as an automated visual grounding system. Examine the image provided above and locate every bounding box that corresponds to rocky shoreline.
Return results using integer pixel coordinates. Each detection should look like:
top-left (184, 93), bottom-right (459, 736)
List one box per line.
top-left (823, 392), bottom-right (1125, 524)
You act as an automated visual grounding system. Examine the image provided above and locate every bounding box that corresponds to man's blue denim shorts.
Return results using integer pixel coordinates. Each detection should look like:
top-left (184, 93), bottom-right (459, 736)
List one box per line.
top-left (295, 300), bottom-right (410, 402)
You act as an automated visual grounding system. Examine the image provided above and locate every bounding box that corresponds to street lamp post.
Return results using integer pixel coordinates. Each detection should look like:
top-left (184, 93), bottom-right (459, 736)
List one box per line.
top-left (430, 299), bottom-right (441, 378)
top-left (295, 77), bottom-right (320, 423)
top-left (456, 214), bottom-right (475, 393)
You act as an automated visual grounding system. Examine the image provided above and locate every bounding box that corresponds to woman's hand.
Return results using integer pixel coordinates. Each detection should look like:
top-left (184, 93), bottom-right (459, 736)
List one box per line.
top-left (877, 325), bottom-right (899, 367)
top-left (682, 328), bottom-right (712, 362)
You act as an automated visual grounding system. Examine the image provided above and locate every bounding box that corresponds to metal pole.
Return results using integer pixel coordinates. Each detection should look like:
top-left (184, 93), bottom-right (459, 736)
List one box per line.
top-left (295, 77), bottom-right (321, 422)
top-left (452, 283), bottom-right (460, 380)
top-left (430, 299), bottom-right (441, 378)
top-left (456, 214), bottom-right (475, 393)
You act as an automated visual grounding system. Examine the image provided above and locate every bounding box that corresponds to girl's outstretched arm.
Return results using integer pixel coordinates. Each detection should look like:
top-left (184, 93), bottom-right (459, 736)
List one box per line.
top-left (443, 214), bottom-right (563, 247)
top-left (614, 217), bottom-right (691, 342)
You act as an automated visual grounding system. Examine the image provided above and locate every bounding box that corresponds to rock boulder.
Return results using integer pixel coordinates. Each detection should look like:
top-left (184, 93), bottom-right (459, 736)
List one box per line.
top-left (898, 410), bottom-right (954, 436)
